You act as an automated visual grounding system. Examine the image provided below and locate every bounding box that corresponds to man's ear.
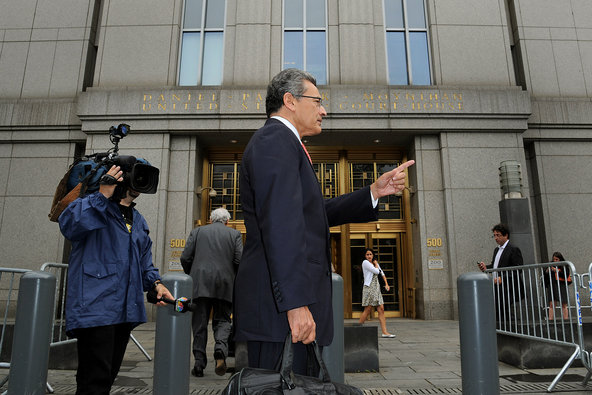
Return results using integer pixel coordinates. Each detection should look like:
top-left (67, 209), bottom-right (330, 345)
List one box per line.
top-left (283, 92), bottom-right (296, 112)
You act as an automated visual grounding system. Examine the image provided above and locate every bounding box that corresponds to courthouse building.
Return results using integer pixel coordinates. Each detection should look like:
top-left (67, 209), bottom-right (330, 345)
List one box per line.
top-left (1, 0), bottom-right (592, 320)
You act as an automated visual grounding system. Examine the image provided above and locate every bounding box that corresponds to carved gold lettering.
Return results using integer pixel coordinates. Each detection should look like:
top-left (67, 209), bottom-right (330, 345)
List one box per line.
top-left (182, 93), bottom-right (191, 110)
top-left (242, 102), bottom-right (248, 110)
top-left (142, 94), bottom-right (152, 111)
top-left (158, 102), bottom-right (166, 111)
top-left (210, 102), bottom-right (218, 110)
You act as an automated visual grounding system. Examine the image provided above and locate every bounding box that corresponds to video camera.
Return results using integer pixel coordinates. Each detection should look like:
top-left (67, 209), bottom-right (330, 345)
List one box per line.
top-left (67, 124), bottom-right (160, 201)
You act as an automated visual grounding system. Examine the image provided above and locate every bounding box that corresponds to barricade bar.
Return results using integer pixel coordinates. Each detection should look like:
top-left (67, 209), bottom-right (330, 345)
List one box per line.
top-left (484, 261), bottom-right (592, 392)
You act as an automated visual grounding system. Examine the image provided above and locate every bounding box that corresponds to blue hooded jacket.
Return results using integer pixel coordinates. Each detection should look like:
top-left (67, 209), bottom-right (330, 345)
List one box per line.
top-left (59, 191), bottom-right (161, 334)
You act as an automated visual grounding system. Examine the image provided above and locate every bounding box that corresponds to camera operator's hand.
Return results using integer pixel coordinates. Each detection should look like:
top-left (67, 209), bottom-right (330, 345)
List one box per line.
top-left (99, 165), bottom-right (124, 199)
top-left (154, 283), bottom-right (174, 307)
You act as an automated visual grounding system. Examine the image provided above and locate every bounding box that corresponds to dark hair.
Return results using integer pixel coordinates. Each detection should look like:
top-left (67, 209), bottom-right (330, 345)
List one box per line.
top-left (265, 68), bottom-right (317, 118)
top-left (364, 248), bottom-right (374, 259)
top-left (492, 223), bottom-right (509, 237)
top-left (552, 251), bottom-right (565, 261)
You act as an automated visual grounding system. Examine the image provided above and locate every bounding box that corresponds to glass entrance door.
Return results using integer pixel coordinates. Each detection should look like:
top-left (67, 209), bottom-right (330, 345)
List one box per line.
top-left (350, 233), bottom-right (402, 317)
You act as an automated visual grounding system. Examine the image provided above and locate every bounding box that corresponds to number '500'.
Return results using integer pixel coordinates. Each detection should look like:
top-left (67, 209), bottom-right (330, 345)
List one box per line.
top-left (170, 239), bottom-right (186, 248)
top-left (426, 238), bottom-right (442, 247)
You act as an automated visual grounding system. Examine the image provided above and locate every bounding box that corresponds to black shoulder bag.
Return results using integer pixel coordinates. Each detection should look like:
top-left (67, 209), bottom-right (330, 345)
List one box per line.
top-left (221, 332), bottom-right (363, 394)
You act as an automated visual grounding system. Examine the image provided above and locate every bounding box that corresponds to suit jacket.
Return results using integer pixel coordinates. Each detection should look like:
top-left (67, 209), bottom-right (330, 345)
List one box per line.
top-left (234, 118), bottom-right (378, 346)
top-left (487, 241), bottom-right (524, 301)
top-left (180, 221), bottom-right (243, 303)
top-left (486, 241), bottom-right (523, 270)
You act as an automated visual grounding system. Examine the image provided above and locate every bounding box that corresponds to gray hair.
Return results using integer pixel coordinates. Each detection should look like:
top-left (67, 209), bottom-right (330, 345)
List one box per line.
top-left (210, 208), bottom-right (231, 223)
top-left (265, 68), bottom-right (317, 118)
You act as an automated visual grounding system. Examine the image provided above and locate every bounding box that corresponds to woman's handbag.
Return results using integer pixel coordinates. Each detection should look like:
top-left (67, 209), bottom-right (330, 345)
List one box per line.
top-left (221, 332), bottom-right (363, 394)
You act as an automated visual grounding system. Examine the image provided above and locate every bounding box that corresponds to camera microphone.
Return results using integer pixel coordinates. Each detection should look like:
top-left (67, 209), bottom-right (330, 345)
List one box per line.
top-left (146, 288), bottom-right (196, 313)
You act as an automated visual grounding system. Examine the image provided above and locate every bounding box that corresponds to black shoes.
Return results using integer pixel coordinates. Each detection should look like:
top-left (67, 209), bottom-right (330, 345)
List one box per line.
top-left (191, 366), bottom-right (204, 377)
top-left (214, 351), bottom-right (227, 376)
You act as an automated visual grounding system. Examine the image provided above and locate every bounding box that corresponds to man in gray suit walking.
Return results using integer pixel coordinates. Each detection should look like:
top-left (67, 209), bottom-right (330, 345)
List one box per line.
top-left (181, 208), bottom-right (243, 377)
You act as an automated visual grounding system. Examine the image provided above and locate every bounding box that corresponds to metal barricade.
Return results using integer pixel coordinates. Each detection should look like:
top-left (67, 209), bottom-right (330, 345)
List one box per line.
top-left (40, 262), bottom-right (153, 361)
top-left (0, 267), bottom-right (55, 394)
top-left (0, 268), bottom-right (31, 387)
top-left (485, 261), bottom-right (592, 392)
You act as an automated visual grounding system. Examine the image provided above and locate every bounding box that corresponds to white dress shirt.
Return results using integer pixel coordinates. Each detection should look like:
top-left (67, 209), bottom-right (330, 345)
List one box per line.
top-left (493, 240), bottom-right (509, 269)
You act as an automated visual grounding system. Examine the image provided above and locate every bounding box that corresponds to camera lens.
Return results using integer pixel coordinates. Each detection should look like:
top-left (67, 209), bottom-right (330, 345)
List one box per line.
top-left (129, 163), bottom-right (159, 194)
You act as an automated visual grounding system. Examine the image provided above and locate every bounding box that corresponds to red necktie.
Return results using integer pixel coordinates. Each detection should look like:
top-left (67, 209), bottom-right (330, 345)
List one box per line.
top-left (301, 142), bottom-right (312, 164)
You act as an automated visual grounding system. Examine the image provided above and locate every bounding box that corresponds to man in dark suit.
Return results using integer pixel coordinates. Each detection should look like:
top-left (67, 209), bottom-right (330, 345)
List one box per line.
top-left (234, 68), bottom-right (414, 375)
top-left (478, 223), bottom-right (524, 321)
top-left (181, 208), bottom-right (243, 377)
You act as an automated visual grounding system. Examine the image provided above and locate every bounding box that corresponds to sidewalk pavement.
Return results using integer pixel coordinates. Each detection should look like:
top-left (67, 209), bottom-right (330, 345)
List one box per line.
top-left (41, 318), bottom-right (591, 394)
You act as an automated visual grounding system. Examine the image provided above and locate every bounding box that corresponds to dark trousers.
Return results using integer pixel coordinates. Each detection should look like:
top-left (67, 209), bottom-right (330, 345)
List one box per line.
top-left (192, 297), bottom-right (232, 369)
top-left (247, 340), bottom-right (322, 377)
top-left (73, 323), bottom-right (132, 395)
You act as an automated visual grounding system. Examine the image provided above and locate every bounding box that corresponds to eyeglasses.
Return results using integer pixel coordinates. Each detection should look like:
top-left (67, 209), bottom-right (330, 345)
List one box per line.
top-left (293, 94), bottom-right (323, 108)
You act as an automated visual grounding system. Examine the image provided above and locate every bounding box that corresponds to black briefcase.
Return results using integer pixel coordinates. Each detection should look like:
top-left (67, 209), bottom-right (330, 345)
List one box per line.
top-left (221, 333), bottom-right (363, 394)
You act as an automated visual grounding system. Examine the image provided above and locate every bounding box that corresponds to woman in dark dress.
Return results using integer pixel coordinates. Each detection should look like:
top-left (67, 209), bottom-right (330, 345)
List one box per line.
top-left (545, 251), bottom-right (571, 320)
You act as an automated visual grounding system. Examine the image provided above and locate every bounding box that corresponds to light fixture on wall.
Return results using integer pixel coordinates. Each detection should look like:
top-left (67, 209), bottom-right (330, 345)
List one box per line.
top-left (499, 160), bottom-right (522, 199)
top-left (196, 186), bottom-right (217, 198)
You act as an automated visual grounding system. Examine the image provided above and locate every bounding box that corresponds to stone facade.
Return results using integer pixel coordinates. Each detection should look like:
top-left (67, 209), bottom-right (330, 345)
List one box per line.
top-left (1, 0), bottom-right (591, 320)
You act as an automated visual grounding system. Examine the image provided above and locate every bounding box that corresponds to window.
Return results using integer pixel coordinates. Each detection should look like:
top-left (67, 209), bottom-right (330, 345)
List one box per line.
top-left (208, 163), bottom-right (242, 220)
top-left (179, 0), bottom-right (225, 86)
top-left (350, 162), bottom-right (403, 219)
top-left (283, 0), bottom-right (327, 85)
top-left (384, 0), bottom-right (431, 85)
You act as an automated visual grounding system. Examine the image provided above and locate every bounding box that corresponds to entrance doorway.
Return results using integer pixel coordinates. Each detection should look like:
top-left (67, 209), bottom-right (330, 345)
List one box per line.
top-left (350, 233), bottom-right (402, 318)
top-left (201, 147), bottom-right (413, 318)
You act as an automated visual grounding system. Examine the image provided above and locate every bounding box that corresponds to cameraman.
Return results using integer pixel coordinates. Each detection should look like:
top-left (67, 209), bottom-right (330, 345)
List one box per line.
top-left (59, 164), bottom-right (173, 395)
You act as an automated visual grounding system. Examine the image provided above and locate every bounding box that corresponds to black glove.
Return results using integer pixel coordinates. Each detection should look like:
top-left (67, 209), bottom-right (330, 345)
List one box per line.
top-left (99, 174), bottom-right (118, 185)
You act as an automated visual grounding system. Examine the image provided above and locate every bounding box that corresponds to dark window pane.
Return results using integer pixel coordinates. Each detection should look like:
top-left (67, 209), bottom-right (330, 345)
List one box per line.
top-left (285, 0), bottom-right (304, 28)
top-left (387, 31), bottom-right (408, 85)
top-left (350, 238), bottom-right (367, 310)
top-left (184, 0), bottom-right (203, 29)
top-left (306, 0), bottom-right (325, 28)
top-left (284, 31), bottom-right (303, 69)
top-left (409, 32), bottom-right (430, 85)
top-left (205, 0), bottom-right (225, 28)
top-left (306, 31), bottom-right (326, 84)
top-left (179, 32), bottom-right (201, 86)
top-left (350, 164), bottom-right (374, 191)
top-left (407, 0), bottom-right (426, 29)
top-left (384, 0), bottom-right (404, 28)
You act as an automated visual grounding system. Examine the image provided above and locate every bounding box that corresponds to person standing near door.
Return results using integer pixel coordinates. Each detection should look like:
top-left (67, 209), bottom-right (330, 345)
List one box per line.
top-left (234, 68), bottom-right (414, 376)
top-left (358, 249), bottom-right (396, 337)
top-left (181, 208), bottom-right (243, 377)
